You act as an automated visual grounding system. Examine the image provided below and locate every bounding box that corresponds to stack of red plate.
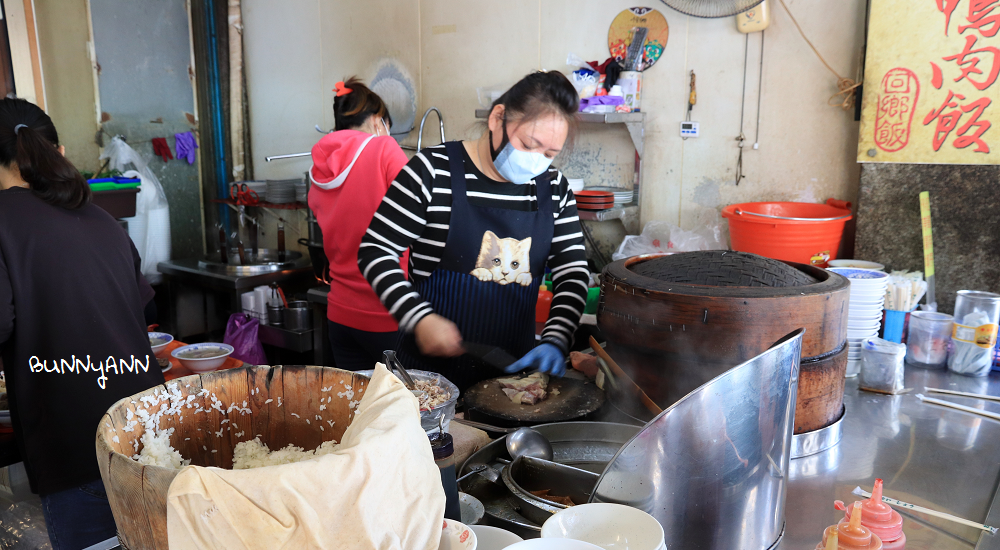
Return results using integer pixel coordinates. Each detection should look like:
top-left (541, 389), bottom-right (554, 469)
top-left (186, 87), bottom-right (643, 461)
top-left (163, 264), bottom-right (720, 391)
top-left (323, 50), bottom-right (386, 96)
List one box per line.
top-left (575, 190), bottom-right (615, 211)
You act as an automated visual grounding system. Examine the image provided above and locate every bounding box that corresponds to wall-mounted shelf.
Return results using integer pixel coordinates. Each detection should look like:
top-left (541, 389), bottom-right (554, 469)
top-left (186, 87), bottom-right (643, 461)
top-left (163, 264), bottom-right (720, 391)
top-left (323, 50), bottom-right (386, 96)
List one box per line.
top-left (211, 198), bottom-right (307, 210)
top-left (474, 109), bottom-right (645, 156)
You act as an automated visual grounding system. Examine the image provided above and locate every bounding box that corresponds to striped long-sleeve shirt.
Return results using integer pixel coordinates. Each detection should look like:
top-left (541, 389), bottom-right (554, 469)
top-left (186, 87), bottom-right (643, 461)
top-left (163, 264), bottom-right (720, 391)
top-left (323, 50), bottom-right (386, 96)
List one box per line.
top-left (357, 143), bottom-right (589, 353)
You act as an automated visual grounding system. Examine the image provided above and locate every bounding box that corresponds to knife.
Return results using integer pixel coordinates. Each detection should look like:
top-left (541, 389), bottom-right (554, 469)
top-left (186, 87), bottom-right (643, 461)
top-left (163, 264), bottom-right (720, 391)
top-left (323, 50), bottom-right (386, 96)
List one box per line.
top-left (462, 342), bottom-right (518, 372)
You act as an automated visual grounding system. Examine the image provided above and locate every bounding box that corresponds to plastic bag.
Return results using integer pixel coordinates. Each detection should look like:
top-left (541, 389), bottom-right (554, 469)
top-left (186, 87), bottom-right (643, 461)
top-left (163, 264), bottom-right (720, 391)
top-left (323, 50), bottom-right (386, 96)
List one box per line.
top-left (100, 136), bottom-right (172, 284)
top-left (860, 337), bottom-right (906, 393)
top-left (223, 313), bottom-right (267, 365)
top-left (613, 217), bottom-right (728, 261)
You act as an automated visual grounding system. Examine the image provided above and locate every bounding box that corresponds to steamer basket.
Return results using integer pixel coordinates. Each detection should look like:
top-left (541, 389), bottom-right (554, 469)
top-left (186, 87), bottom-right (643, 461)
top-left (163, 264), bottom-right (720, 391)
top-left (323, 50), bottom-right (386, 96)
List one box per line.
top-left (96, 366), bottom-right (369, 550)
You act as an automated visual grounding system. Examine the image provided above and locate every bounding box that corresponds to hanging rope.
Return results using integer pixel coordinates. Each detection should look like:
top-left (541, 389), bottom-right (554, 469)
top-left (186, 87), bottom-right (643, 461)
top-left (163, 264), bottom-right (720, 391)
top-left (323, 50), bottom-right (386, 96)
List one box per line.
top-left (777, 0), bottom-right (860, 110)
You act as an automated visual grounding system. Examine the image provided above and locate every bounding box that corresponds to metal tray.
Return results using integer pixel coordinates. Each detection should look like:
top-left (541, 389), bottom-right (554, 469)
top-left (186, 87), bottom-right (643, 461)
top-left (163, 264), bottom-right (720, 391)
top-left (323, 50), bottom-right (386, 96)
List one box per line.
top-left (458, 421), bottom-right (639, 538)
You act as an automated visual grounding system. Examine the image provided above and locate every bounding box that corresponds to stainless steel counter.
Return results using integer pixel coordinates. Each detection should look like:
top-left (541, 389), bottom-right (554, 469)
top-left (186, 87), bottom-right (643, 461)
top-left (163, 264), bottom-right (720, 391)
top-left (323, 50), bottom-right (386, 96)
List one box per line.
top-left (157, 257), bottom-right (313, 292)
top-left (782, 368), bottom-right (1000, 549)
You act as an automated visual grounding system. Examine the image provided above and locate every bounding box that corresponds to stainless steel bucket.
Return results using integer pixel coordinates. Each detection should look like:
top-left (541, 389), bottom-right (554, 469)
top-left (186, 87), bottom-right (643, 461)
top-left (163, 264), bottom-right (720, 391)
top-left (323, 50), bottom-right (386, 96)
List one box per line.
top-left (282, 301), bottom-right (311, 331)
top-left (591, 328), bottom-right (804, 550)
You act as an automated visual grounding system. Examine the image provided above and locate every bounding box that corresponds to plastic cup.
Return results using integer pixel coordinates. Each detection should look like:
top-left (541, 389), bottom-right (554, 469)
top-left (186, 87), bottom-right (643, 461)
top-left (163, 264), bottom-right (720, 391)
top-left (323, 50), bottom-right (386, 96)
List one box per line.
top-left (906, 311), bottom-right (953, 369)
top-left (948, 291), bottom-right (1000, 377)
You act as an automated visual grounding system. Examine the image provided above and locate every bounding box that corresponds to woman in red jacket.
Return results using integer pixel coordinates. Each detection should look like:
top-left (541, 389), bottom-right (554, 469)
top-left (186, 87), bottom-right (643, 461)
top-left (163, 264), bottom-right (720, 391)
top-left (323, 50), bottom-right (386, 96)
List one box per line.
top-left (308, 77), bottom-right (409, 370)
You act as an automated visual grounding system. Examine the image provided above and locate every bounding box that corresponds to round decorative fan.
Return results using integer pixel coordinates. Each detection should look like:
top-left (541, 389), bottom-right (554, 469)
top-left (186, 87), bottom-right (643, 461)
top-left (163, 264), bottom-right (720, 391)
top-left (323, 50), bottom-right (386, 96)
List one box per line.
top-left (659, 0), bottom-right (764, 18)
top-left (369, 59), bottom-right (417, 137)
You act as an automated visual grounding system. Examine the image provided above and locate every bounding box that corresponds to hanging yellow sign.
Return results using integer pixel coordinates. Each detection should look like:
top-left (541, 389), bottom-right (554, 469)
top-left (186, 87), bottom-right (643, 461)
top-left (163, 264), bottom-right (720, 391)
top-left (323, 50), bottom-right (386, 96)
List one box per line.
top-left (858, 0), bottom-right (1000, 164)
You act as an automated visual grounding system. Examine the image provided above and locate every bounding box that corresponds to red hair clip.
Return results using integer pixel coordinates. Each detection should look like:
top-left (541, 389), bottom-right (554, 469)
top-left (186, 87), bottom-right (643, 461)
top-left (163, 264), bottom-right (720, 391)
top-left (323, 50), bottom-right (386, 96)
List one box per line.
top-left (334, 81), bottom-right (353, 97)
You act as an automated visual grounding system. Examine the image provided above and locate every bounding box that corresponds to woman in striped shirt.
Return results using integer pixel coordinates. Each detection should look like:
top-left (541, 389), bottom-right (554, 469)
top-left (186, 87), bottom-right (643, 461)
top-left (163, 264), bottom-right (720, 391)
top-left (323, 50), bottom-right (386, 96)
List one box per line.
top-left (358, 71), bottom-right (589, 390)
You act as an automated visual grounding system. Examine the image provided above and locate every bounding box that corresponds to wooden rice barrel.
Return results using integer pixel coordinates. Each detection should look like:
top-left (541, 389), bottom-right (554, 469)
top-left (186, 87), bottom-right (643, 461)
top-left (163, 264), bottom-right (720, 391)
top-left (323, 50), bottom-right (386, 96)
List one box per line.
top-left (96, 365), bottom-right (369, 550)
top-left (598, 251), bottom-right (849, 434)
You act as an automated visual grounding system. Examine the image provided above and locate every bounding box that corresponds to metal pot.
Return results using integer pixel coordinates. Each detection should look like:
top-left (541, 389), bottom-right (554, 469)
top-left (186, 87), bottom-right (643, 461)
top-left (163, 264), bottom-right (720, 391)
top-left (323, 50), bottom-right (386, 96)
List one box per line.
top-left (282, 301), bottom-right (311, 331)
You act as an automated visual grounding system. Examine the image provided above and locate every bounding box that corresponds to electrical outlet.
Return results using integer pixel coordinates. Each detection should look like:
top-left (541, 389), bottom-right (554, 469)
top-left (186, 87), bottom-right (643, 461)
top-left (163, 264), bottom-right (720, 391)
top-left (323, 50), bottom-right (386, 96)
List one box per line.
top-left (680, 121), bottom-right (700, 138)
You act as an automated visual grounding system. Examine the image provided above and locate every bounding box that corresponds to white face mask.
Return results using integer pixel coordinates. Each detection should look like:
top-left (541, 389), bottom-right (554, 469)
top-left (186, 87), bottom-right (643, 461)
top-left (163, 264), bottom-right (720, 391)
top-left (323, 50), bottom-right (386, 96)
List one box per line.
top-left (376, 118), bottom-right (390, 137)
top-left (489, 122), bottom-right (554, 184)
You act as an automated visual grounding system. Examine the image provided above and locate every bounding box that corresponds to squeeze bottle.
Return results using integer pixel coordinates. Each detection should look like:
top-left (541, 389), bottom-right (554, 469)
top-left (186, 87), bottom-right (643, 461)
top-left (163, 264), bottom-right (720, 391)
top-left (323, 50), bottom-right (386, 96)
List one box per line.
top-left (835, 479), bottom-right (905, 549)
top-left (816, 501), bottom-right (883, 550)
top-left (536, 284), bottom-right (553, 322)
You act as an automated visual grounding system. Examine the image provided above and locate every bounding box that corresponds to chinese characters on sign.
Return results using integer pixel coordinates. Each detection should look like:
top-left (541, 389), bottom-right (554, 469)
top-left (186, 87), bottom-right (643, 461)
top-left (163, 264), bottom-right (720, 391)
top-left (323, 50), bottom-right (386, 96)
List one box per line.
top-left (859, 0), bottom-right (1000, 163)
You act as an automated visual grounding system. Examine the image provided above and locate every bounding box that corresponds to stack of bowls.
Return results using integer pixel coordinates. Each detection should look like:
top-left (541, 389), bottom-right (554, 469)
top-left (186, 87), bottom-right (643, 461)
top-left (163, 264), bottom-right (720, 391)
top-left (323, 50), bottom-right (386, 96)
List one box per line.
top-left (829, 268), bottom-right (890, 376)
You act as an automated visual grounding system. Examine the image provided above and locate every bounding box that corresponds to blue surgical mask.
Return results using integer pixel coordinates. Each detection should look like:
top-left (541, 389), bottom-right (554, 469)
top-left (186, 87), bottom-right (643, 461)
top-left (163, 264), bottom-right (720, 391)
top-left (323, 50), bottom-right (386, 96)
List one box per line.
top-left (489, 123), bottom-right (553, 184)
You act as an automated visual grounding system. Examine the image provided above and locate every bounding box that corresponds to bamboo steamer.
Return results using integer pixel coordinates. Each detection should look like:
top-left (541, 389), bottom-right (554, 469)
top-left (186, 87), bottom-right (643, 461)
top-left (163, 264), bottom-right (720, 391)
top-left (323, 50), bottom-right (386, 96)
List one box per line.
top-left (95, 365), bottom-right (369, 550)
top-left (598, 252), bottom-right (849, 434)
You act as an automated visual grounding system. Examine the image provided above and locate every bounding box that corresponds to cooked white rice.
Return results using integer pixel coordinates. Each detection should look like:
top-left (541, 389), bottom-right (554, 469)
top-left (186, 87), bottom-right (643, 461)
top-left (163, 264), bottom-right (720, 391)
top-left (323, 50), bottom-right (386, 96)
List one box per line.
top-left (231, 437), bottom-right (340, 469)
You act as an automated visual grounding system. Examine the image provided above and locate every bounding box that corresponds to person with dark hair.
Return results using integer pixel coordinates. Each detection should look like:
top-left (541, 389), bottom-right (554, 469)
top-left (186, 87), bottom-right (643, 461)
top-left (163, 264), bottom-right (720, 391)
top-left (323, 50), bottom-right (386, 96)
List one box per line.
top-left (0, 98), bottom-right (164, 549)
top-left (309, 77), bottom-right (411, 370)
top-left (358, 71), bottom-right (588, 391)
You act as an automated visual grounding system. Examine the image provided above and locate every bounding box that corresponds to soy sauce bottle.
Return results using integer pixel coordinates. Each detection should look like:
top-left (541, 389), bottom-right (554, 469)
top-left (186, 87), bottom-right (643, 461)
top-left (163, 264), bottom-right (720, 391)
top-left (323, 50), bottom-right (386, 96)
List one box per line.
top-left (429, 430), bottom-right (461, 521)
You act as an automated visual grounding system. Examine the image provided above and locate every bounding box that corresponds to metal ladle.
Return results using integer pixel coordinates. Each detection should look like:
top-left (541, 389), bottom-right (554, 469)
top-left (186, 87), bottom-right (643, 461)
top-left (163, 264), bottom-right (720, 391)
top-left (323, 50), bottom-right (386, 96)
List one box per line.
top-left (506, 427), bottom-right (554, 461)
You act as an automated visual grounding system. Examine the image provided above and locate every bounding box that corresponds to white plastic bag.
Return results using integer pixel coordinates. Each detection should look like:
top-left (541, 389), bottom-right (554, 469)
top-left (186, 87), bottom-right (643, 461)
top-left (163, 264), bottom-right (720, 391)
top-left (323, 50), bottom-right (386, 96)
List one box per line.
top-left (100, 137), bottom-right (172, 284)
top-left (613, 218), bottom-right (727, 261)
top-left (860, 337), bottom-right (906, 393)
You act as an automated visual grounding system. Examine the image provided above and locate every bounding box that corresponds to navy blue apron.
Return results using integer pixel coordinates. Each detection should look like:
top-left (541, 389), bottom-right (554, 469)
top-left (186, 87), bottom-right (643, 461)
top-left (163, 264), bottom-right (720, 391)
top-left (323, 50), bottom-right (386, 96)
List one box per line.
top-left (398, 141), bottom-right (554, 390)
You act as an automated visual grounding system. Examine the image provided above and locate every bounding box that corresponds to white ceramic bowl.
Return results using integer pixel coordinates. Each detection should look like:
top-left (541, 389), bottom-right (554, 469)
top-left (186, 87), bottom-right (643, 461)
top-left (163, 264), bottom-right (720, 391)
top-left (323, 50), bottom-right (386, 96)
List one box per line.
top-left (170, 343), bottom-right (234, 373)
top-left (541, 503), bottom-right (665, 550)
top-left (148, 332), bottom-right (174, 358)
top-left (441, 519), bottom-right (477, 550)
top-left (460, 492), bottom-right (485, 525)
top-left (849, 288), bottom-right (888, 298)
top-left (828, 259), bottom-right (885, 271)
top-left (851, 302), bottom-right (886, 312)
top-left (506, 540), bottom-right (603, 550)
top-left (567, 179), bottom-right (585, 194)
top-left (470, 526), bottom-right (523, 550)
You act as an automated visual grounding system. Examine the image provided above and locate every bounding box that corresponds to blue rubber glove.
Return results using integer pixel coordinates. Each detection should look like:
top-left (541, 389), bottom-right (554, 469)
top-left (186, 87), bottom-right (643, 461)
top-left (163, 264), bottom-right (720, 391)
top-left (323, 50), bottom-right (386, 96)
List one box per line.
top-left (504, 343), bottom-right (566, 377)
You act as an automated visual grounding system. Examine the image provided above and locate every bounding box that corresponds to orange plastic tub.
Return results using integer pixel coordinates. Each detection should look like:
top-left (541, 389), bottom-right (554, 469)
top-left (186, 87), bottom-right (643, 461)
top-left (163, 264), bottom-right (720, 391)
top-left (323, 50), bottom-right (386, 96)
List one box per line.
top-left (721, 200), bottom-right (852, 266)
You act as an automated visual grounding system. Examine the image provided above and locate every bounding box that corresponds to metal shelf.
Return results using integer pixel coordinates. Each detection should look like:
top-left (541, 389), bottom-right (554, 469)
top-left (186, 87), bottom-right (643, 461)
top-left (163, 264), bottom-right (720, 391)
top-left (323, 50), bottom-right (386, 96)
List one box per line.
top-left (474, 109), bottom-right (644, 124)
top-left (211, 198), bottom-right (307, 210)
top-left (474, 110), bottom-right (644, 156)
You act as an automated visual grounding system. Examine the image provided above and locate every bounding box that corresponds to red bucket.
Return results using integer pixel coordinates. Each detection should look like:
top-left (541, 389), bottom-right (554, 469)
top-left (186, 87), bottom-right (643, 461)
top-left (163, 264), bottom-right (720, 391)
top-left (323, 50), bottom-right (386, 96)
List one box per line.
top-left (721, 200), bottom-right (852, 266)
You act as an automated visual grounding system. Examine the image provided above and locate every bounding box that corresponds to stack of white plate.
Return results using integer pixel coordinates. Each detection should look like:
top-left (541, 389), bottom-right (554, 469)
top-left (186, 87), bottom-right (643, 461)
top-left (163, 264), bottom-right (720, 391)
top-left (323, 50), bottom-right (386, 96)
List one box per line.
top-left (829, 268), bottom-right (890, 377)
top-left (242, 180), bottom-right (267, 198)
top-left (294, 181), bottom-right (308, 203)
top-left (566, 178), bottom-right (585, 194)
top-left (587, 186), bottom-right (633, 205)
top-left (266, 179), bottom-right (299, 204)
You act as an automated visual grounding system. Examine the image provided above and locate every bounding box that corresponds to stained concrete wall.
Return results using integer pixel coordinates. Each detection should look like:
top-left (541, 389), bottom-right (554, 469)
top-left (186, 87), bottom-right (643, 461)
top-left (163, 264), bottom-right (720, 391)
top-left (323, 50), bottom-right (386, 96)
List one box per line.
top-left (243, 0), bottom-right (866, 238)
top-left (89, 0), bottom-right (203, 259)
top-left (34, 0), bottom-right (101, 173)
top-left (855, 165), bottom-right (1000, 315)
top-left (418, 0), bottom-right (867, 231)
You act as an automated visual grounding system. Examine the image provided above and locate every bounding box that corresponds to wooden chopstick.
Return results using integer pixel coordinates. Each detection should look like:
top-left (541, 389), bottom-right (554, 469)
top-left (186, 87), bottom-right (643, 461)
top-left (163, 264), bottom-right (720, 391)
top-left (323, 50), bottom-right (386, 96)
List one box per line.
top-left (916, 393), bottom-right (1000, 422)
top-left (852, 486), bottom-right (998, 533)
top-left (926, 387), bottom-right (1000, 403)
top-left (589, 336), bottom-right (662, 415)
